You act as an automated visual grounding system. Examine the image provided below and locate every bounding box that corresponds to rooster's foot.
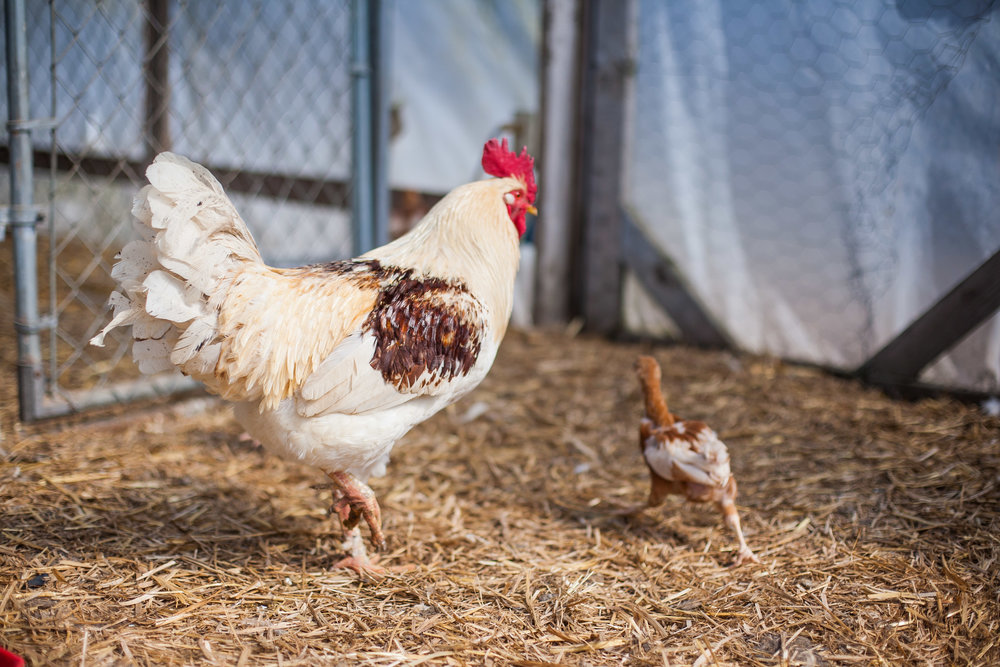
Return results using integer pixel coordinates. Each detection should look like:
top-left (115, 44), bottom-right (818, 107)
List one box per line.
top-left (333, 528), bottom-right (415, 576)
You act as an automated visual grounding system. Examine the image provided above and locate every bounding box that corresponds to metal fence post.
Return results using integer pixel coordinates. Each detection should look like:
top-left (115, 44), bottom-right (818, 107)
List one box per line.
top-left (5, 0), bottom-right (47, 422)
top-left (142, 0), bottom-right (172, 157)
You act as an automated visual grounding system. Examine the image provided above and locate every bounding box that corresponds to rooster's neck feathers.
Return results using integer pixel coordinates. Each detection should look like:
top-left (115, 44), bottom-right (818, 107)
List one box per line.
top-left (363, 178), bottom-right (522, 339)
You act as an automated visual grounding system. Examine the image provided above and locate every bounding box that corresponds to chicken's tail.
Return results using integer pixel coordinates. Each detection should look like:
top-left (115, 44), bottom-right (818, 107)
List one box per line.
top-left (89, 152), bottom-right (263, 380)
top-left (636, 355), bottom-right (674, 427)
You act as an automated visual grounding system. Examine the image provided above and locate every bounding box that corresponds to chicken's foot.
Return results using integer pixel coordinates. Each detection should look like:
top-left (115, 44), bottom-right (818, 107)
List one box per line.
top-left (327, 471), bottom-right (385, 550)
top-left (718, 498), bottom-right (760, 566)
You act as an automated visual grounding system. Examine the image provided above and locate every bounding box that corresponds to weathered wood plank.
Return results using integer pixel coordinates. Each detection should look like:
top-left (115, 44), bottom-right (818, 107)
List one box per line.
top-left (0, 147), bottom-right (439, 213)
top-left (534, 0), bottom-right (583, 325)
top-left (577, 0), bottom-right (636, 334)
top-left (142, 0), bottom-right (171, 156)
top-left (858, 246), bottom-right (1000, 385)
top-left (622, 213), bottom-right (733, 348)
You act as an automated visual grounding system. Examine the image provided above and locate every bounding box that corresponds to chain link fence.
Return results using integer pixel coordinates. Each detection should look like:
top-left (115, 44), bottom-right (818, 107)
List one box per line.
top-left (624, 0), bottom-right (1000, 392)
top-left (3, 0), bottom-right (374, 419)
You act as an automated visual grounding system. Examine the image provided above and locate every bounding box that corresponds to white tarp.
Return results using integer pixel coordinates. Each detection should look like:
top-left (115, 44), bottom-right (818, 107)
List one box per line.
top-left (390, 0), bottom-right (540, 192)
top-left (626, 0), bottom-right (1000, 391)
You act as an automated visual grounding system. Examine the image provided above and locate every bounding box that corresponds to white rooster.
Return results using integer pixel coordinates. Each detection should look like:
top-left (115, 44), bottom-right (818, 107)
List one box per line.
top-left (91, 139), bottom-right (537, 572)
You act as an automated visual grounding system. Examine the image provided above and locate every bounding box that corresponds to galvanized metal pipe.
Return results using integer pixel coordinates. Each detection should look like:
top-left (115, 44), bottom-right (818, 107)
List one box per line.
top-left (5, 0), bottom-right (46, 421)
top-left (351, 0), bottom-right (374, 255)
top-left (52, 374), bottom-right (201, 415)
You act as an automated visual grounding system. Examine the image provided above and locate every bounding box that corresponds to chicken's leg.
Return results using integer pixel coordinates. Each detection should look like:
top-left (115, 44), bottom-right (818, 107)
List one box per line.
top-left (326, 472), bottom-right (416, 575)
top-left (327, 471), bottom-right (385, 549)
top-left (648, 473), bottom-right (683, 508)
top-left (609, 473), bottom-right (683, 517)
top-left (717, 496), bottom-right (759, 566)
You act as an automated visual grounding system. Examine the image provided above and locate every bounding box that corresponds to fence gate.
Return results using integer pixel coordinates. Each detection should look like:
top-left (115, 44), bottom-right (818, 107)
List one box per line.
top-left (3, 0), bottom-right (388, 421)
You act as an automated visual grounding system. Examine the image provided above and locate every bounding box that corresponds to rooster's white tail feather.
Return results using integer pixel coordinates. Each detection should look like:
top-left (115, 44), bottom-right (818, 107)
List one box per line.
top-left (90, 152), bottom-right (262, 382)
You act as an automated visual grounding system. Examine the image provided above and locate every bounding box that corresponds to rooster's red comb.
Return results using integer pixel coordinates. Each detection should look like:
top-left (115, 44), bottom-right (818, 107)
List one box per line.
top-left (482, 138), bottom-right (536, 203)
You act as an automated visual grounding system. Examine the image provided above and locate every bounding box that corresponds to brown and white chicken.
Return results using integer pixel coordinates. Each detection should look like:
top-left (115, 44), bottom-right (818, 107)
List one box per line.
top-left (91, 139), bottom-right (537, 572)
top-left (630, 356), bottom-right (759, 566)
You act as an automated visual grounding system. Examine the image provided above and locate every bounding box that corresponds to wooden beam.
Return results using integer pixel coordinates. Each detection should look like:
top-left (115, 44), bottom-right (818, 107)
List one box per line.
top-left (576, 0), bottom-right (636, 334)
top-left (534, 0), bottom-right (583, 325)
top-left (142, 0), bottom-right (171, 156)
top-left (622, 213), bottom-right (733, 348)
top-left (858, 246), bottom-right (1000, 386)
top-left (370, 0), bottom-right (391, 248)
top-left (0, 146), bottom-right (441, 213)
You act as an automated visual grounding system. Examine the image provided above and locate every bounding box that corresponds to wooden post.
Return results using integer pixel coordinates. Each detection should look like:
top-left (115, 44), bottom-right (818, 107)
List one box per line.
top-left (858, 247), bottom-right (1000, 387)
top-left (576, 0), bottom-right (636, 335)
top-left (534, 0), bottom-right (583, 325)
top-left (143, 0), bottom-right (171, 157)
top-left (370, 0), bottom-right (391, 248)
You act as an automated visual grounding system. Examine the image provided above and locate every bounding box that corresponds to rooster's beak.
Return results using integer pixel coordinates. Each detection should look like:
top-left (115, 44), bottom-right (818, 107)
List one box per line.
top-left (527, 204), bottom-right (538, 216)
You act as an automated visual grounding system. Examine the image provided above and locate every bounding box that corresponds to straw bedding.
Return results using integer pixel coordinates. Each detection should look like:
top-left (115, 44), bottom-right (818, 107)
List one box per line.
top-left (2, 260), bottom-right (998, 666)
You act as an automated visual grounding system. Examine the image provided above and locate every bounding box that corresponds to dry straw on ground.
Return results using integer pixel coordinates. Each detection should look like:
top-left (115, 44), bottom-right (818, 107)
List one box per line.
top-left (2, 280), bottom-right (999, 664)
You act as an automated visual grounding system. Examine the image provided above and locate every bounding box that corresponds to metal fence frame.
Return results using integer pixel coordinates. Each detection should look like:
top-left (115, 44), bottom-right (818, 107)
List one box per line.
top-left (4, 0), bottom-right (390, 421)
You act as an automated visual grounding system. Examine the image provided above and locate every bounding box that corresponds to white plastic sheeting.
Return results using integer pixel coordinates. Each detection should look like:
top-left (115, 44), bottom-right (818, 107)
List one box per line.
top-left (626, 0), bottom-right (1000, 391)
top-left (389, 0), bottom-right (540, 192)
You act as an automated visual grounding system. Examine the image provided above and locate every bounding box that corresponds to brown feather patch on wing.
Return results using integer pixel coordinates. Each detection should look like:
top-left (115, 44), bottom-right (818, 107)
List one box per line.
top-left (362, 265), bottom-right (484, 392)
top-left (212, 258), bottom-right (486, 409)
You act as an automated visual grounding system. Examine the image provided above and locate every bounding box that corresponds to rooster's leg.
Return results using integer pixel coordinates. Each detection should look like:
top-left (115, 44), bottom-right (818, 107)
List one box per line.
top-left (327, 470), bottom-right (385, 550)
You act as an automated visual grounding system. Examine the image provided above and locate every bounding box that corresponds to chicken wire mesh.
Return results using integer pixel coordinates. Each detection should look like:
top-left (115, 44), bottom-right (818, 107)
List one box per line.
top-left (2, 0), bottom-right (362, 418)
top-left (624, 0), bottom-right (1000, 391)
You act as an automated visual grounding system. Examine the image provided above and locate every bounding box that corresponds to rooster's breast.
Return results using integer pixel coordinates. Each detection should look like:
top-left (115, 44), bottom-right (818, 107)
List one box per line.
top-left (233, 393), bottom-right (444, 480)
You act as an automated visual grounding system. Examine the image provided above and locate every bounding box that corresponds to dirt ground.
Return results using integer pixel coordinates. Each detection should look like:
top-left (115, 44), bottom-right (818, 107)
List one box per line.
top-left (2, 296), bottom-right (999, 666)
